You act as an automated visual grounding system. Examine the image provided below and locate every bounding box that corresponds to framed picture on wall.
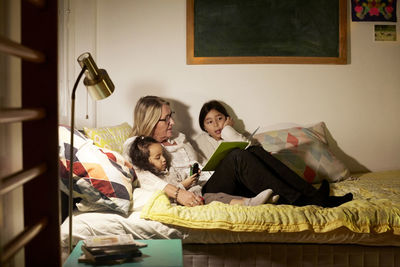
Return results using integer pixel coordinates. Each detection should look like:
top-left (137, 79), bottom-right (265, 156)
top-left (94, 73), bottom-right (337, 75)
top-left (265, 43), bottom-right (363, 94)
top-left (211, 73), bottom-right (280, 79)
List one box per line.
top-left (187, 0), bottom-right (347, 64)
top-left (374, 25), bottom-right (397, 41)
top-left (352, 0), bottom-right (397, 22)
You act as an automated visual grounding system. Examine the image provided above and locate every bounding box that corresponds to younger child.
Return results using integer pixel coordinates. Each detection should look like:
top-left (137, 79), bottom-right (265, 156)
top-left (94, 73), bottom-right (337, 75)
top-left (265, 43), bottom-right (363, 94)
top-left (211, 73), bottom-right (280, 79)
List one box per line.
top-left (130, 136), bottom-right (279, 206)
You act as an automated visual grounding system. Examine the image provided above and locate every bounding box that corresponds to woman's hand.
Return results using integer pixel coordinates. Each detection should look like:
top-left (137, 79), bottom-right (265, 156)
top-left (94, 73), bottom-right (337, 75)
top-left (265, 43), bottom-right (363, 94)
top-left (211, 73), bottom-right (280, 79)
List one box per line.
top-left (177, 189), bottom-right (204, 207)
top-left (223, 116), bottom-right (234, 128)
top-left (180, 173), bottom-right (199, 189)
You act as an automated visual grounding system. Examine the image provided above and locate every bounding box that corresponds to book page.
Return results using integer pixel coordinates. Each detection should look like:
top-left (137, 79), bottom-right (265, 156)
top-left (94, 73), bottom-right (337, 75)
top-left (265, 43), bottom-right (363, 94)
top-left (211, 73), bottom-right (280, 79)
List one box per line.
top-left (84, 234), bottom-right (146, 248)
top-left (202, 141), bottom-right (249, 171)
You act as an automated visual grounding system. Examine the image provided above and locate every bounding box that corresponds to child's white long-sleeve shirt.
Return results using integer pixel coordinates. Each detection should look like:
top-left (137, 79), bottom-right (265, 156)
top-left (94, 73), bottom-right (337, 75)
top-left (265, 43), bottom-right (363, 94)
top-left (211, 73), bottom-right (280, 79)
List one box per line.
top-left (195, 125), bottom-right (252, 162)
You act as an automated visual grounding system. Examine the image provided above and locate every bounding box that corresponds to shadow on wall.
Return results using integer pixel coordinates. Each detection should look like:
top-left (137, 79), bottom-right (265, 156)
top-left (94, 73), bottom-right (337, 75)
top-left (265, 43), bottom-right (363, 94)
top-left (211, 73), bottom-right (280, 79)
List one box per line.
top-left (219, 100), bottom-right (251, 137)
top-left (324, 127), bottom-right (370, 174)
top-left (166, 98), bottom-right (196, 140)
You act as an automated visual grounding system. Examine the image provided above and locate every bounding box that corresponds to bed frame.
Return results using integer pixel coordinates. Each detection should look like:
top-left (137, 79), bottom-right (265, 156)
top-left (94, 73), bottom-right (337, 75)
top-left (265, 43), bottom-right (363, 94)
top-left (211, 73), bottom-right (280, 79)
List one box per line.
top-left (182, 243), bottom-right (400, 267)
top-left (0, 0), bottom-right (60, 266)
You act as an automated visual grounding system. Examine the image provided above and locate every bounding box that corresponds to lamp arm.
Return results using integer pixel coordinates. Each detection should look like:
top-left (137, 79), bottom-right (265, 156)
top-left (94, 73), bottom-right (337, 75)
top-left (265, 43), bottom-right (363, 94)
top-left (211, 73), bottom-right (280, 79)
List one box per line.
top-left (71, 65), bottom-right (87, 100)
top-left (68, 66), bottom-right (87, 253)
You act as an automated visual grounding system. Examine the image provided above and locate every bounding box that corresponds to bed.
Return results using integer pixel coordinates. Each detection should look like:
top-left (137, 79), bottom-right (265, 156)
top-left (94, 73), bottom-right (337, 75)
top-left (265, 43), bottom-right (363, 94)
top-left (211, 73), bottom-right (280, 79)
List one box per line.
top-left (59, 122), bottom-right (400, 266)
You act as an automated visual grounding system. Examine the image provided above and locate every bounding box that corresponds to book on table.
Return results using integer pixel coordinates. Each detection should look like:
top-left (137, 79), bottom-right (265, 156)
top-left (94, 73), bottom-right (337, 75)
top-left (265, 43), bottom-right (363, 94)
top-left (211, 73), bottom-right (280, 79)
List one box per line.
top-left (78, 234), bottom-right (147, 264)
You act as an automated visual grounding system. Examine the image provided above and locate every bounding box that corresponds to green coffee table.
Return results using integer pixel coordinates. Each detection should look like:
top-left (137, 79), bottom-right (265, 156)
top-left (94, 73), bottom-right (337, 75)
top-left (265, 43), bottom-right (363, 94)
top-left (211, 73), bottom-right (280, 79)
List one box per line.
top-left (63, 239), bottom-right (183, 267)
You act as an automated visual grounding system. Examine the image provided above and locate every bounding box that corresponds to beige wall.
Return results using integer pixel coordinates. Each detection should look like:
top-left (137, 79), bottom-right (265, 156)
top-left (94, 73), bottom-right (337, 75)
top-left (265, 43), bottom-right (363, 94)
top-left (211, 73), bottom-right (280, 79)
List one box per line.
top-left (63, 0), bottom-right (400, 172)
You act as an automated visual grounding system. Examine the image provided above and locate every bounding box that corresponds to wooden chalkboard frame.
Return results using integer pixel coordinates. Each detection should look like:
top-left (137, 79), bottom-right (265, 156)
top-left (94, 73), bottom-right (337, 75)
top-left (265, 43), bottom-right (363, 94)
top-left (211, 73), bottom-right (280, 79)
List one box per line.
top-left (186, 0), bottom-right (347, 64)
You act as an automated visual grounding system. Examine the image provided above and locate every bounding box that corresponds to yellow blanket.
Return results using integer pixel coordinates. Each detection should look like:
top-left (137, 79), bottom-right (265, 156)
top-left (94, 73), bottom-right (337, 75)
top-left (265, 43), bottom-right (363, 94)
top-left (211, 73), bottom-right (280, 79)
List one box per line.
top-left (141, 170), bottom-right (400, 235)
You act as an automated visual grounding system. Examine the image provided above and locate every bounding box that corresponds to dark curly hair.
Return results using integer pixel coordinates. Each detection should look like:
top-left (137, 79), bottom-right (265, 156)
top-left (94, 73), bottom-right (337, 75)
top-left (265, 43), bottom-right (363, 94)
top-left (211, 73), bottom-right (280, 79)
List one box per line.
top-left (198, 100), bottom-right (229, 132)
top-left (129, 136), bottom-right (170, 176)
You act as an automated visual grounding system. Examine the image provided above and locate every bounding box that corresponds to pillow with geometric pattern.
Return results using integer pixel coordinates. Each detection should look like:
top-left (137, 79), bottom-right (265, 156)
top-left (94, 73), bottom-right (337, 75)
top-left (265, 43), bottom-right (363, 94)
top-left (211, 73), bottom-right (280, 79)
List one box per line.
top-left (253, 122), bottom-right (350, 184)
top-left (59, 125), bottom-right (137, 215)
top-left (83, 122), bottom-right (132, 154)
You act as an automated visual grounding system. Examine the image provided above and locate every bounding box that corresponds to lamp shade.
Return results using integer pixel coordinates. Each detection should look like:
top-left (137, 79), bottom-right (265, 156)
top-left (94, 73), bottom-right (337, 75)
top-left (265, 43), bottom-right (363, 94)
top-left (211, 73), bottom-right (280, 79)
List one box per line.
top-left (77, 52), bottom-right (114, 100)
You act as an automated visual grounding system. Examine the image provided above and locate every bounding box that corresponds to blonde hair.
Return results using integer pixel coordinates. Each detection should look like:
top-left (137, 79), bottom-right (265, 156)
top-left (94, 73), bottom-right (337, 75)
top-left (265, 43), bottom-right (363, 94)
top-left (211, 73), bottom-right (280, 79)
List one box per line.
top-left (131, 96), bottom-right (170, 137)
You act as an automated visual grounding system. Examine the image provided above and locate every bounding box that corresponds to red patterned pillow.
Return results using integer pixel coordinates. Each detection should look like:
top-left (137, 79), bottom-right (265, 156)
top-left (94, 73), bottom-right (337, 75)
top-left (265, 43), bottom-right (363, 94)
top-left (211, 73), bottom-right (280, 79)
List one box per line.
top-left (254, 122), bottom-right (350, 183)
top-left (59, 126), bottom-right (137, 215)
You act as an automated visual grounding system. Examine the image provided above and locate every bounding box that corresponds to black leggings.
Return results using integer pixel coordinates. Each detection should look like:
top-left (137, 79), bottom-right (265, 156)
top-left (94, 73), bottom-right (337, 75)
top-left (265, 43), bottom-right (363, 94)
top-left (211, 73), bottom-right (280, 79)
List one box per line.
top-left (201, 146), bottom-right (320, 205)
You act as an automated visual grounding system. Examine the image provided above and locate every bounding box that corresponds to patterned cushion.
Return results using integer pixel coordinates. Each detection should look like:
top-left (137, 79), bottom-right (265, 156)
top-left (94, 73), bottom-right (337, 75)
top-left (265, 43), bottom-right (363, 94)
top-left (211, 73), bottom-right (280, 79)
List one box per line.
top-left (83, 122), bottom-right (132, 154)
top-left (253, 122), bottom-right (350, 183)
top-left (59, 125), bottom-right (136, 215)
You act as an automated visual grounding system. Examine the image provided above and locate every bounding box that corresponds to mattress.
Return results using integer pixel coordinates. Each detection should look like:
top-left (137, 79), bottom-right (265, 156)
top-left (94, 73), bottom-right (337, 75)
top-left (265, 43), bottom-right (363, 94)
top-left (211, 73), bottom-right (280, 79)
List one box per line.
top-left (60, 170), bottom-right (400, 261)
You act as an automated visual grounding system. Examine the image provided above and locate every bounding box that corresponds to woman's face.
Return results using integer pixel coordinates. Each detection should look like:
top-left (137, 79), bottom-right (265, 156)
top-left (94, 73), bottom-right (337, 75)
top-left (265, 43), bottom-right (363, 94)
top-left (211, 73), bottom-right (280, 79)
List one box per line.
top-left (203, 109), bottom-right (227, 141)
top-left (152, 104), bottom-right (175, 142)
top-left (148, 143), bottom-right (167, 171)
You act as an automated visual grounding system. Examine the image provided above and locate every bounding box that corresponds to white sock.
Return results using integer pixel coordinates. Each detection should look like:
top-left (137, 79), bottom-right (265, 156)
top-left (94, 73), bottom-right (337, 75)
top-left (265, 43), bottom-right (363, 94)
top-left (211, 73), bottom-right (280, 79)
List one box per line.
top-left (271, 195), bottom-right (280, 203)
top-left (244, 189), bottom-right (273, 206)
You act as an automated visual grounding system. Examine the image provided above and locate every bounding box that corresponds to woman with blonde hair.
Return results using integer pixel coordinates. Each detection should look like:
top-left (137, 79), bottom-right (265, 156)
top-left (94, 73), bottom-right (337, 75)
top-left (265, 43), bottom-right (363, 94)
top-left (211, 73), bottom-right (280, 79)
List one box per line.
top-left (131, 96), bottom-right (169, 137)
top-left (124, 96), bottom-right (205, 207)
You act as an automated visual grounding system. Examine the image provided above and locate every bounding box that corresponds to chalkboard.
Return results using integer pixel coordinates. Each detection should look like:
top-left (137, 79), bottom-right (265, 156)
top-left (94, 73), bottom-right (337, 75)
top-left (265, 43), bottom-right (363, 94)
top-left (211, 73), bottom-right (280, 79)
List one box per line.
top-left (187, 0), bottom-right (347, 64)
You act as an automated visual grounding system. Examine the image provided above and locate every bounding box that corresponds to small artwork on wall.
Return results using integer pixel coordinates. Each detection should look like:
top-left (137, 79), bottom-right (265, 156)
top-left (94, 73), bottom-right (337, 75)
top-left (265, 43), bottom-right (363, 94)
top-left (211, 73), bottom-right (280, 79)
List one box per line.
top-left (374, 25), bottom-right (397, 41)
top-left (352, 0), bottom-right (397, 22)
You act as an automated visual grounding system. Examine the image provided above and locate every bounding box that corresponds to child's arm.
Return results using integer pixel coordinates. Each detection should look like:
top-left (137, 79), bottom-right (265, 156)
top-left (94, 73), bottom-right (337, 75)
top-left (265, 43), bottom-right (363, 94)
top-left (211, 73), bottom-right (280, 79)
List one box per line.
top-left (180, 173), bottom-right (199, 190)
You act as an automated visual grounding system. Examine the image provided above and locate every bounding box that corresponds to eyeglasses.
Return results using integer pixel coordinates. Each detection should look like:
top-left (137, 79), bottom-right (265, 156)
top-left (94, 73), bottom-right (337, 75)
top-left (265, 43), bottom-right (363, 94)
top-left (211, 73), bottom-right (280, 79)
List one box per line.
top-left (158, 111), bottom-right (175, 124)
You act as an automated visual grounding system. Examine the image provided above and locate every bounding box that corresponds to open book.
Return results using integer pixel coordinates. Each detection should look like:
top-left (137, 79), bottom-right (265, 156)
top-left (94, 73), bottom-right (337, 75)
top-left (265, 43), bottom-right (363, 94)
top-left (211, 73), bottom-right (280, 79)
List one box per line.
top-left (202, 141), bottom-right (250, 171)
top-left (201, 127), bottom-right (259, 171)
